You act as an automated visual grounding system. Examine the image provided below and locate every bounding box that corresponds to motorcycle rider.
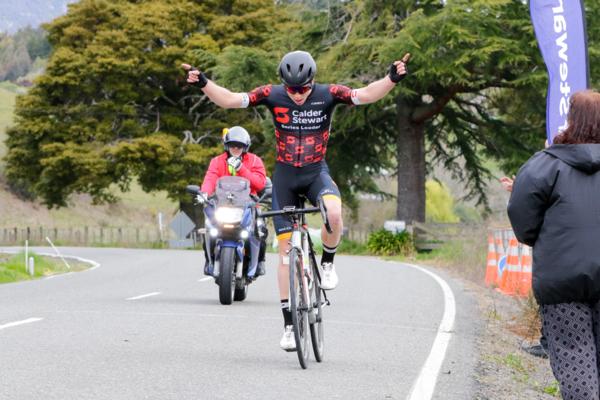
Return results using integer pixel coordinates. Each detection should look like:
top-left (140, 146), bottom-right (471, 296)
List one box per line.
top-left (197, 126), bottom-right (267, 277)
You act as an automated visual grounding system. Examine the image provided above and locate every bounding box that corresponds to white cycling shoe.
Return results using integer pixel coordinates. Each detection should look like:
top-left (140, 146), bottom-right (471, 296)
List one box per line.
top-left (320, 262), bottom-right (339, 290)
top-left (280, 325), bottom-right (296, 351)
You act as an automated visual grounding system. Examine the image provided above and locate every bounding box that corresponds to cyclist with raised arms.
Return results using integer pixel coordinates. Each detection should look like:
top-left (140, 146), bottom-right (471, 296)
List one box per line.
top-left (182, 50), bottom-right (410, 351)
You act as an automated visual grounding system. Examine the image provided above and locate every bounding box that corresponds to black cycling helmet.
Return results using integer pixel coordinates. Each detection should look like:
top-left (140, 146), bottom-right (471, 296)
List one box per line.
top-left (223, 126), bottom-right (251, 153)
top-left (278, 51), bottom-right (317, 86)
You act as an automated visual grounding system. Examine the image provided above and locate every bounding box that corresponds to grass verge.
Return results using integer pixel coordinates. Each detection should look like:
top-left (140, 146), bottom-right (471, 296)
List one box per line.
top-left (0, 252), bottom-right (89, 283)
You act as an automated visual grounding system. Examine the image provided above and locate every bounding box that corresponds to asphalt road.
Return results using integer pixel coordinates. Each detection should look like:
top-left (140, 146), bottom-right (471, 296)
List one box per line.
top-left (0, 247), bottom-right (480, 400)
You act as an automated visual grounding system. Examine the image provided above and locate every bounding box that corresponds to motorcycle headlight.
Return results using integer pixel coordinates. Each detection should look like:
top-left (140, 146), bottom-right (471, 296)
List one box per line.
top-left (215, 207), bottom-right (243, 224)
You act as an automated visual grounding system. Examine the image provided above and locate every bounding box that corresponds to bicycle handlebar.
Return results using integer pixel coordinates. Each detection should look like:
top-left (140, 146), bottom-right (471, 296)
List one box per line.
top-left (259, 201), bottom-right (332, 234)
top-left (259, 206), bottom-right (321, 218)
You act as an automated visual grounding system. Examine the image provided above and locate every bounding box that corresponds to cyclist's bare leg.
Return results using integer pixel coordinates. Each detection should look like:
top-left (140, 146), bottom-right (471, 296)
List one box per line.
top-left (321, 195), bottom-right (343, 248)
top-left (277, 236), bottom-right (292, 299)
top-left (277, 235), bottom-right (296, 349)
top-left (319, 195), bottom-right (342, 289)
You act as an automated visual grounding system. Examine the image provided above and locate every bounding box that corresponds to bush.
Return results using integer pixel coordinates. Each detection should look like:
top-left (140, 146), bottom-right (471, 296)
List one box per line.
top-left (426, 180), bottom-right (460, 223)
top-left (367, 229), bottom-right (414, 256)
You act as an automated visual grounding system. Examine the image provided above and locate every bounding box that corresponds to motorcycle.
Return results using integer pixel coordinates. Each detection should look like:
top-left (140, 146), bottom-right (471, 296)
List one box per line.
top-left (187, 176), bottom-right (271, 305)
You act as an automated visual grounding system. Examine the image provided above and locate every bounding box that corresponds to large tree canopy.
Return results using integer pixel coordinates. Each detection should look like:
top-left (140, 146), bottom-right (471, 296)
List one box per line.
top-left (295, 0), bottom-right (599, 221)
top-left (5, 0), bottom-right (599, 224)
top-left (4, 0), bottom-right (291, 207)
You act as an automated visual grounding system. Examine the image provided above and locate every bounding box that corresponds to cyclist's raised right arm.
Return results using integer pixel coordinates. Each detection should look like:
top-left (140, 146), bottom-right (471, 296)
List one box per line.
top-left (181, 63), bottom-right (246, 109)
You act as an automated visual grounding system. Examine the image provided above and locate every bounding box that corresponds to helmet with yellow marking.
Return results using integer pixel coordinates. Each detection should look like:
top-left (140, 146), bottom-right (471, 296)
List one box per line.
top-left (222, 126), bottom-right (251, 153)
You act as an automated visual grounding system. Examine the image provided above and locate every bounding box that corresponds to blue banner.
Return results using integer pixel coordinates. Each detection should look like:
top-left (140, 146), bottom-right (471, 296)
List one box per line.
top-left (530, 0), bottom-right (589, 143)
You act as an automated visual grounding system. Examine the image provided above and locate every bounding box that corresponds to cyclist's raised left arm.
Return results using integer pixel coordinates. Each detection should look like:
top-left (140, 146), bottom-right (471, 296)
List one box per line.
top-left (354, 53), bottom-right (410, 105)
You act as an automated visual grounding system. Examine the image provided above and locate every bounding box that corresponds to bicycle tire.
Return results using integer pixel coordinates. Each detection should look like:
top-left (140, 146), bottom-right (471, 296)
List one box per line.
top-left (289, 248), bottom-right (310, 369)
top-left (309, 254), bottom-right (324, 362)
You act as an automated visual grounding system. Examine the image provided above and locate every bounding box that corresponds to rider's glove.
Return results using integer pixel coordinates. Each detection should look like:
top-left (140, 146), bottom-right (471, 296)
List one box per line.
top-left (388, 62), bottom-right (408, 83)
top-left (187, 67), bottom-right (209, 89)
top-left (195, 191), bottom-right (208, 205)
top-left (227, 156), bottom-right (243, 172)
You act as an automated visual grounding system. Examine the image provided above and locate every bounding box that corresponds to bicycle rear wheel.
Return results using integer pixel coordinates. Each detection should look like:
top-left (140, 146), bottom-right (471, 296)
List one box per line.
top-left (309, 255), bottom-right (324, 362)
top-left (289, 248), bottom-right (310, 369)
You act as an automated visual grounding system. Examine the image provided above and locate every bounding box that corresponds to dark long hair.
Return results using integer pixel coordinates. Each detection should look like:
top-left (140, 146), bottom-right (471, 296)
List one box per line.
top-left (554, 90), bottom-right (600, 144)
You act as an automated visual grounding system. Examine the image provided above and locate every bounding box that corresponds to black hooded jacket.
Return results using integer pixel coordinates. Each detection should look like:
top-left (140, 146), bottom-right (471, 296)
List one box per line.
top-left (508, 144), bottom-right (600, 305)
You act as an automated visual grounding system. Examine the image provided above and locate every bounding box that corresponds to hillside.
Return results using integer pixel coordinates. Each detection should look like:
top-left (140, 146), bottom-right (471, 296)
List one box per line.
top-left (0, 82), bottom-right (178, 231)
top-left (0, 0), bottom-right (78, 34)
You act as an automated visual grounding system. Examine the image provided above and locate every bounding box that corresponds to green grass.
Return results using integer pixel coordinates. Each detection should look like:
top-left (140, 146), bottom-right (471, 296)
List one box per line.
top-left (115, 180), bottom-right (178, 215)
top-left (0, 252), bottom-right (89, 283)
top-left (487, 353), bottom-right (529, 385)
top-left (542, 381), bottom-right (560, 396)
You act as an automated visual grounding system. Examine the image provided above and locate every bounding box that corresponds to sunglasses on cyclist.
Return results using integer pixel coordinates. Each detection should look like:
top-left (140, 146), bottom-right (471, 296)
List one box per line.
top-left (285, 84), bottom-right (312, 95)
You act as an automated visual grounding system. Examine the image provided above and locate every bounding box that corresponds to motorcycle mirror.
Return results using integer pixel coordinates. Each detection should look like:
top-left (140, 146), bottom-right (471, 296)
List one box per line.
top-left (186, 184), bottom-right (201, 195)
top-left (257, 177), bottom-right (273, 201)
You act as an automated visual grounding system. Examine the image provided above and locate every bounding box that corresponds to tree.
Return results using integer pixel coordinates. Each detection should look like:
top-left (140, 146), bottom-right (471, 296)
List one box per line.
top-left (4, 0), bottom-right (292, 212)
top-left (295, 0), bottom-right (599, 223)
top-left (0, 27), bottom-right (50, 81)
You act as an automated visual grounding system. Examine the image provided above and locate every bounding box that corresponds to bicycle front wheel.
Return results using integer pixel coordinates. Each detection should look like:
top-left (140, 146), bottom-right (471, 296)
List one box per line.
top-left (289, 248), bottom-right (310, 369)
top-left (309, 255), bottom-right (324, 362)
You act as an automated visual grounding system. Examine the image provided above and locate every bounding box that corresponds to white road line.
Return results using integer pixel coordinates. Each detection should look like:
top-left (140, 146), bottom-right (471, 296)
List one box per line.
top-left (399, 262), bottom-right (456, 400)
top-left (0, 317), bottom-right (44, 331)
top-left (198, 277), bottom-right (213, 282)
top-left (125, 292), bottom-right (162, 301)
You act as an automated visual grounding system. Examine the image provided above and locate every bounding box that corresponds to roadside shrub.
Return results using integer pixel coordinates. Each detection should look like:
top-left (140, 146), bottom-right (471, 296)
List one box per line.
top-left (367, 229), bottom-right (414, 256)
top-left (426, 180), bottom-right (460, 223)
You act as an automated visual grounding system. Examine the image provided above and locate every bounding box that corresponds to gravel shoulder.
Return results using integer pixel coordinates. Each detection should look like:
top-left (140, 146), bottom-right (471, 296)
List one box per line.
top-left (459, 278), bottom-right (559, 399)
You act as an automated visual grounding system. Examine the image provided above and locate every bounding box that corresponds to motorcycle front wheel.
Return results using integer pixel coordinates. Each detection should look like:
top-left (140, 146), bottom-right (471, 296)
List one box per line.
top-left (218, 247), bottom-right (236, 305)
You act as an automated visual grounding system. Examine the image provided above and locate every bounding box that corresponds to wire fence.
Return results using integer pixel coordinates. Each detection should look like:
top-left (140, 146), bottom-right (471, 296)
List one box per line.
top-left (0, 226), bottom-right (175, 247)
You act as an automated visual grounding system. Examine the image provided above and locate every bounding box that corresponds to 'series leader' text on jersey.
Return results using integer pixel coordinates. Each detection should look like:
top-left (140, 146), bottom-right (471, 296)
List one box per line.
top-left (241, 83), bottom-right (360, 167)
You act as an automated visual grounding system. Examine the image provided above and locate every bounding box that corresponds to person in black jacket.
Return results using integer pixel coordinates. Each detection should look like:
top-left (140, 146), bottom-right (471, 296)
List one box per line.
top-left (508, 90), bottom-right (600, 400)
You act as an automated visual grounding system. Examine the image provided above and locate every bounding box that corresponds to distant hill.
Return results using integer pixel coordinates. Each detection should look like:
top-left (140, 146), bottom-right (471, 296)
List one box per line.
top-left (0, 0), bottom-right (78, 34)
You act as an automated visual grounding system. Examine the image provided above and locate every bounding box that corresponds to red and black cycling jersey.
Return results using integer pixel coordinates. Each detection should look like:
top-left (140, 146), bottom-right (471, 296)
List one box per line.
top-left (242, 83), bottom-right (359, 167)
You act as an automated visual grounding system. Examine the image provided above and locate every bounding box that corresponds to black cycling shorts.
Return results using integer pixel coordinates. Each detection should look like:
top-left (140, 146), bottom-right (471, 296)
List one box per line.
top-left (271, 161), bottom-right (341, 238)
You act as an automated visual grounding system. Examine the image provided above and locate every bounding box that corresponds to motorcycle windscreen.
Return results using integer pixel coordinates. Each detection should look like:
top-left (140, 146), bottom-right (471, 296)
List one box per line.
top-left (215, 176), bottom-right (251, 207)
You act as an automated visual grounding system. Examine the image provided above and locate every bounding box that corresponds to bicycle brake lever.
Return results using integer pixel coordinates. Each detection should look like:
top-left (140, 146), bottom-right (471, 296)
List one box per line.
top-left (319, 201), bottom-right (332, 234)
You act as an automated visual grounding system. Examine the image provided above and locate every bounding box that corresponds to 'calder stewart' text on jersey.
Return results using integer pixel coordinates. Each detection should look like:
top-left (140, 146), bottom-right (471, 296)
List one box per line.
top-left (242, 83), bottom-right (359, 167)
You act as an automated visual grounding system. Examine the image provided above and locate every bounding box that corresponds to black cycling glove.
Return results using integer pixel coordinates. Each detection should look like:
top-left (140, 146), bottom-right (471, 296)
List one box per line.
top-left (388, 63), bottom-right (408, 83)
top-left (187, 67), bottom-right (209, 88)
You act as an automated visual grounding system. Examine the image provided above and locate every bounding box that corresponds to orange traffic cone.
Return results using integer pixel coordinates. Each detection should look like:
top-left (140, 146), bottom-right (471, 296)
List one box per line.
top-left (494, 232), bottom-right (505, 263)
top-left (498, 236), bottom-right (521, 296)
top-left (484, 234), bottom-right (498, 287)
top-left (518, 245), bottom-right (533, 296)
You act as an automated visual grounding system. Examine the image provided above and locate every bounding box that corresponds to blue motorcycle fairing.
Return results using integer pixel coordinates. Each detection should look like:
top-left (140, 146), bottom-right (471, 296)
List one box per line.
top-left (241, 207), bottom-right (253, 228)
